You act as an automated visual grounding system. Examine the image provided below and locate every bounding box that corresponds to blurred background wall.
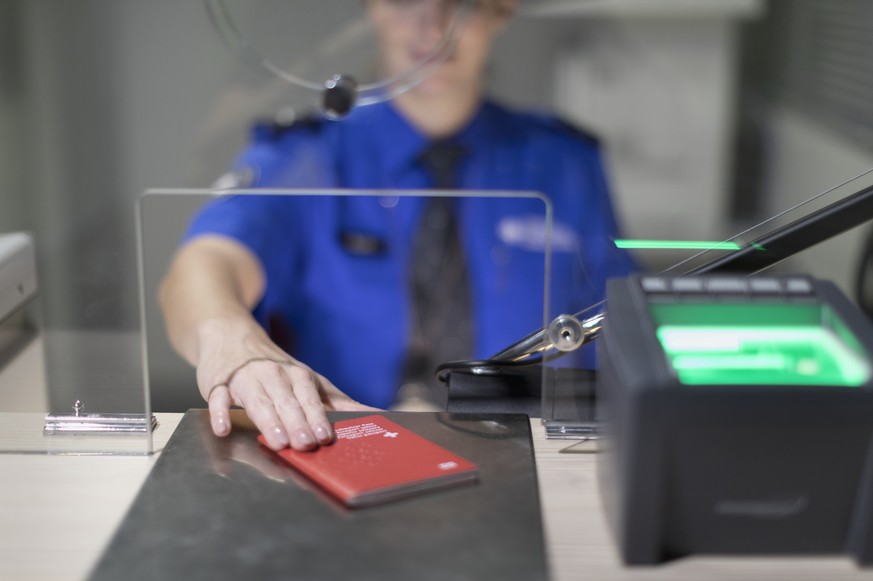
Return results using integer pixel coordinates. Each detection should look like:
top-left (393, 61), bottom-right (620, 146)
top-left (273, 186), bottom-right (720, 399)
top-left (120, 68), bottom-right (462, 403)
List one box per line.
top-left (2, 0), bottom-right (873, 411)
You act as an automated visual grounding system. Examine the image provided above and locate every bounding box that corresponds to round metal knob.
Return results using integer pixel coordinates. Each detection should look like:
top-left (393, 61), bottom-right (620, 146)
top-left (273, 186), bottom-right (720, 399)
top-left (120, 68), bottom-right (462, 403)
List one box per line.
top-left (547, 314), bottom-right (586, 352)
top-left (322, 74), bottom-right (358, 119)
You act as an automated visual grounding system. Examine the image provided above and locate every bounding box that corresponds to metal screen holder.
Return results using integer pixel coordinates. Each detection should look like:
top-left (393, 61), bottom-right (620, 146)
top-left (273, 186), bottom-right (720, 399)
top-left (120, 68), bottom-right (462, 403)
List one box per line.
top-left (43, 400), bottom-right (157, 435)
top-left (544, 419), bottom-right (600, 440)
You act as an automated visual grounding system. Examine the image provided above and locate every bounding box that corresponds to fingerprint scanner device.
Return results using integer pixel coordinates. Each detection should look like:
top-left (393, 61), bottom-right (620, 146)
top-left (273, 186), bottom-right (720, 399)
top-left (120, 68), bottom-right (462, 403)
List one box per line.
top-left (597, 274), bottom-right (873, 566)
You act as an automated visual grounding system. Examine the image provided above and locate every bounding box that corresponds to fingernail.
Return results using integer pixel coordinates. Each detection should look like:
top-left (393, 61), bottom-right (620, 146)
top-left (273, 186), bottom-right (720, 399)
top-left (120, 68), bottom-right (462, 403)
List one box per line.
top-left (314, 425), bottom-right (332, 443)
top-left (273, 426), bottom-right (289, 447)
top-left (296, 430), bottom-right (315, 448)
top-left (213, 416), bottom-right (229, 437)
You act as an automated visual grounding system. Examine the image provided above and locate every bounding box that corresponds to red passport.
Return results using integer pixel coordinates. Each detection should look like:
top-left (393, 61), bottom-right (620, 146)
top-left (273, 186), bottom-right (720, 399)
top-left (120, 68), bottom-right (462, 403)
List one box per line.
top-left (259, 415), bottom-right (479, 507)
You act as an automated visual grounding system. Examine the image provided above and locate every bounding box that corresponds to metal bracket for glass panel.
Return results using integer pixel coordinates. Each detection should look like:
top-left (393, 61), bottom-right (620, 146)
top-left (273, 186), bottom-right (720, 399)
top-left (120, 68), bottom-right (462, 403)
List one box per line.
top-left (544, 420), bottom-right (600, 440)
top-left (43, 400), bottom-right (157, 435)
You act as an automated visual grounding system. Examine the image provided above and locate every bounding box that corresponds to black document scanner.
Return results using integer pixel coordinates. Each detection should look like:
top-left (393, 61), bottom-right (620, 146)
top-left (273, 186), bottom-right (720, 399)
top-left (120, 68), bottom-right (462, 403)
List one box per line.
top-left (597, 274), bottom-right (873, 566)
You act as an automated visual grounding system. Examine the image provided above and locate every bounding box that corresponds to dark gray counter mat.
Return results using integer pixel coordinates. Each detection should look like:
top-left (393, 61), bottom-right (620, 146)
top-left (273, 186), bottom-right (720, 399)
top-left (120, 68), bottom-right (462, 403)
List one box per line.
top-left (89, 410), bottom-right (548, 581)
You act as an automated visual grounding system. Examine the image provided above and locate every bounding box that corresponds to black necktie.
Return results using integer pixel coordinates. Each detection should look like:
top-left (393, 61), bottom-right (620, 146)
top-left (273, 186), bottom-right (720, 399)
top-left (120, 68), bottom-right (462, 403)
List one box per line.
top-left (401, 141), bottom-right (473, 405)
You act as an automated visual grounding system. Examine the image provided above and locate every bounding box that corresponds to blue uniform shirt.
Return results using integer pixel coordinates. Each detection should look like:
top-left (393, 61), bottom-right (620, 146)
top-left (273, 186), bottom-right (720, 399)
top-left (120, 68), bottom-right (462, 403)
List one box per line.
top-left (185, 100), bottom-right (635, 408)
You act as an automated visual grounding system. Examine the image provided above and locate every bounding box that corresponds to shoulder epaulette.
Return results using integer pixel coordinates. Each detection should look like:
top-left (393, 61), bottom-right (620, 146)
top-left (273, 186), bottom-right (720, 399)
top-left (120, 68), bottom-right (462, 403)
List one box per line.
top-left (550, 117), bottom-right (601, 146)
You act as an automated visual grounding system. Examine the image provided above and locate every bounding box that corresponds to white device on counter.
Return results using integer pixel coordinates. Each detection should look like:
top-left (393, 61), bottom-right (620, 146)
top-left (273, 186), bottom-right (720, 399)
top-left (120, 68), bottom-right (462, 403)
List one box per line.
top-left (0, 232), bottom-right (37, 324)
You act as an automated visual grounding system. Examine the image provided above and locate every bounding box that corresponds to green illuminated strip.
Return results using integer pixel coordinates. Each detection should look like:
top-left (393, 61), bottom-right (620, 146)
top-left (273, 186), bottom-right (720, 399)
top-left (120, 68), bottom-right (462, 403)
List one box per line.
top-left (614, 239), bottom-right (743, 250)
top-left (659, 328), bottom-right (825, 352)
top-left (672, 354), bottom-right (787, 371)
top-left (656, 326), bottom-right (871, 387)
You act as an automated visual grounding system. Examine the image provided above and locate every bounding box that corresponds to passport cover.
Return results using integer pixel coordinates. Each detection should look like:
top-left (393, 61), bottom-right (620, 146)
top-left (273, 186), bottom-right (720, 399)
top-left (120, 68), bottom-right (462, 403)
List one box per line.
top-left (259, 414), bottom-right (479, 507)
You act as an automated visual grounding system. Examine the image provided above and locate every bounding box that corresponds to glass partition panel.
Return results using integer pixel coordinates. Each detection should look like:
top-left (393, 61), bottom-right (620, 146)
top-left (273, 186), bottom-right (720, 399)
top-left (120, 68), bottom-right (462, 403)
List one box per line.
top-left (536, 197), bottom-right (635, 437)
top-left (0, 222), bottom-right (153, 454)
top-left (139, 189), bottom-right (550, 422)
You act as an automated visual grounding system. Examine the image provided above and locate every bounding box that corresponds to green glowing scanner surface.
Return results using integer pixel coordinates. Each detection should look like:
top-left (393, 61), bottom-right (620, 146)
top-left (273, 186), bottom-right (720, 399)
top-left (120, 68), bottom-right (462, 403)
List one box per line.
top-left (650, 303), bottom-right (871, 387)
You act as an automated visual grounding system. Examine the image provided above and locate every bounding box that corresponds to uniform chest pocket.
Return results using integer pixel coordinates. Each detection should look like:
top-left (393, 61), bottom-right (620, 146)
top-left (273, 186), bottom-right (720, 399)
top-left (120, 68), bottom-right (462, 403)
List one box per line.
top-left (329, 229), bottom-right (403, 292)
top-left (339, 230), bottom-right (388, 257)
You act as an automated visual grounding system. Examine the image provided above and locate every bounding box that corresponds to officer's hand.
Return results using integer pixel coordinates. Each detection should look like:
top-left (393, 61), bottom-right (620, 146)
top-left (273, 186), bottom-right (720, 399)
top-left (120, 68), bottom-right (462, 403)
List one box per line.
top-left (195, 316), bottom-right (379, 451)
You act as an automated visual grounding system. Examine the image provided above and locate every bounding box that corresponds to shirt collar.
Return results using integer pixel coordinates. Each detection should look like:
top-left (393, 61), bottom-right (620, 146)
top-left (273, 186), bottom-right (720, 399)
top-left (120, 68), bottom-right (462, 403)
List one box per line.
top-left (344, 99), bottom-right (491, 177)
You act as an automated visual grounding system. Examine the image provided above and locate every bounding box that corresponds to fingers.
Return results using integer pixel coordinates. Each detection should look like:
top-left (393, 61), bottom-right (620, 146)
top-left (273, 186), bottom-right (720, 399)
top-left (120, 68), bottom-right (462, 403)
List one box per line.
top-left (283, 365), bottom-right (335, 445)
top-left (262, 364), bottom-right (333, 448)
top-left (203, 358), bottom-right (371, 451)
top-left (225, 360), bottom-right (335, 452)
top-left (318, 372), bottom-right (382, 412)
top-left (330, 398), bottom-right (382, 412)
top-left (207, 384), bottom-right (233, 437)
top-left (233, 377), bottom-right (292, 451)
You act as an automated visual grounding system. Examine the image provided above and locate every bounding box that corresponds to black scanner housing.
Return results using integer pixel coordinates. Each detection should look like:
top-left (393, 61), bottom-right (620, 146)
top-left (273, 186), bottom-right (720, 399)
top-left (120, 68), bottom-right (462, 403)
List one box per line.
top-left (597, 274), bottom-right (873, 566)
